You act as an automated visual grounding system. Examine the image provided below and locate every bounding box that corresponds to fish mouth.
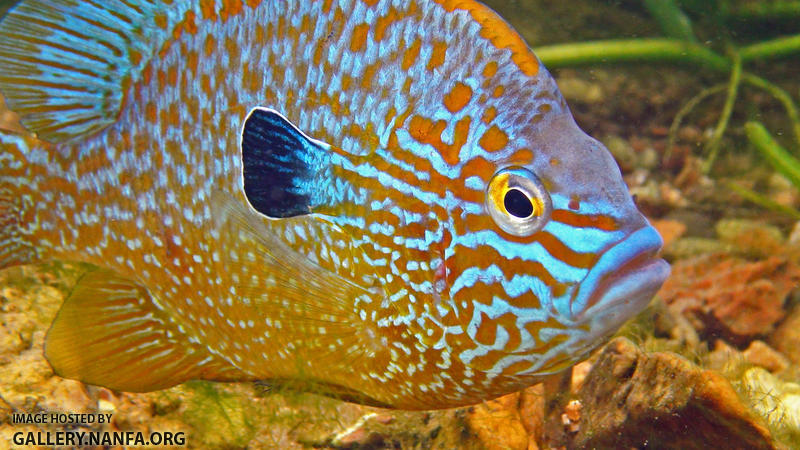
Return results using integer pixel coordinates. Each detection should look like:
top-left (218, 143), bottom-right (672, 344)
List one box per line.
top-left (570, 226), bottom-right (670, 327)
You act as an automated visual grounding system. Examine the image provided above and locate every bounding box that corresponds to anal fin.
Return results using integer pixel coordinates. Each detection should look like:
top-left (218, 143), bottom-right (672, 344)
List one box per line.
top-left (45, 268), bottom-right (242, 392)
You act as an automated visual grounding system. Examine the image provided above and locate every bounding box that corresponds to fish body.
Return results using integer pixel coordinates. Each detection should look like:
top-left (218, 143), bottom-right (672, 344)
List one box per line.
top-left (0, 0), bottom-right (669, 409)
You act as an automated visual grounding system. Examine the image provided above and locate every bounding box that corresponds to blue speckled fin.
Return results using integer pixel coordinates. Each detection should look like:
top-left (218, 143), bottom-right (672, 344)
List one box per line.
top-left (0, 0), bottom-right (194, 143)
top-left (240, 108), bottom-right (332, 218)
top-left (45, 267), bottom-right (246, 392)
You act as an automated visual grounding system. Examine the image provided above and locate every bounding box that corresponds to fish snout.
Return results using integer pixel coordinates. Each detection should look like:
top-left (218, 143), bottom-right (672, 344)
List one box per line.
top-left (570, 225), bottom-right (670, 328)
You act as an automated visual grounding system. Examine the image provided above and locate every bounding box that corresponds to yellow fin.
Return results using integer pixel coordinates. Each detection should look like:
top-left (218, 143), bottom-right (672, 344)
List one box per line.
top-left (45, 267), bottom-right (243, 392)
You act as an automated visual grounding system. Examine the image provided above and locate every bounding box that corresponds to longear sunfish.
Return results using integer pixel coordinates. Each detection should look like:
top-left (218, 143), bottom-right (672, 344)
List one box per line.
top-left (0, 0), bottom-right (669, 409)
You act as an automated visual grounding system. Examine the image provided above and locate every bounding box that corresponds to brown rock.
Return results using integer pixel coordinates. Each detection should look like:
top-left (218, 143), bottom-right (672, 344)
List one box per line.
top-left (466, 392), bottom-right (529, 450)
top-left (650, 219), bottom-right (686, 249)
top-left (519, 384), bottom-right (545, 446)
top-left (659, 253), bottom-right (800, 344)
top-left (715, 219), bottom-right (785, 258)
top-left (742, 340), bottom-right (790, 373)
top-left (770, 304), bottom-right (800, 366)
top-left (572, 337), bottom-right (775, 449)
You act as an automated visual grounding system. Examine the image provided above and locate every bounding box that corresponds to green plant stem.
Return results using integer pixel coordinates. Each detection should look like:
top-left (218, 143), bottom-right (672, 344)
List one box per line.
top-left (643, 0), bottom-right (697, 42)
top-left (666, 84), bottom-right (727, 161)
top-left (703, 52), bottom-right (742, 173)
top-left (740, 34), bottom-right (800, 62)
top-left (725, 182), bottom-right (800, 220)
top-left (721, 1), bottom-right (800, 21)
top-left (745, 121), bottom-right (800, 188)
top-left (534, 39), bottom-right (730, 72)
top-left (742, 74), bottom-right (800, 147)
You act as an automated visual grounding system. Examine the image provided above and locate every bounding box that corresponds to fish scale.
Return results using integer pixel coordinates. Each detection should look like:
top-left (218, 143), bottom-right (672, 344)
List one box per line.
top-left (0, 0), bottom-right (669, 409)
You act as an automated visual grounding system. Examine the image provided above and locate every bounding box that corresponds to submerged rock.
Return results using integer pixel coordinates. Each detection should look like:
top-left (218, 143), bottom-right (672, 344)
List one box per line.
top-left (573, 337), bottom-right (776, 449)
top-left (659, 253), bottom-right (799, 344)
top-left (771, 304), bottom-right (800, 366)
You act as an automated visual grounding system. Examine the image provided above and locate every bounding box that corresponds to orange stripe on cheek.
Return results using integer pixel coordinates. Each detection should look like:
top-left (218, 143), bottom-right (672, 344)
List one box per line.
top-left (443, 82), bottom-right (472, 113)
top-left (551, 209), bottom-right (619, 231)
top-left (535, 232), bottom-right (598, 269)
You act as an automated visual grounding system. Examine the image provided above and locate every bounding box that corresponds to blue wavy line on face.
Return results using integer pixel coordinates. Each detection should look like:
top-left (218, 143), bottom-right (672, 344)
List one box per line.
top-left (449, 265), bottom-right (557, 302)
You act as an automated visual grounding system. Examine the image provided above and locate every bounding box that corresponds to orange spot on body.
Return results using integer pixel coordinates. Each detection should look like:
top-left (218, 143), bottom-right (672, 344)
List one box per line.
top-left (200, 0), bottom-right (217, 21)
top-left (183, 10), bottom-right (198, 34)
top-left (219, 0), bottom-right (243, 22)
top-left (428, 41), bottom-right (448, 70)
top-left (350, 23), bottom-right (370, 52)
top-left (402, 38), bottom-right (422, 71)
top-left (167, 66), bottom-right (178, 86)
top-left (129, 49), bottom-right (142, 67)
top-left (478, 125), bottom-right (508, 152)
top-left (245, 0), bottom-right (262, 7)
top-left (186, 50), bottom-right (198, 75)
top-left (156, 69), bottom-right (166, 91)
top-left (204, 35), bottom-right (216, 57)
top-left (443, 82), bottom-right (472, 113)
top-left (408, 115), bottom-right (471, 166)
top-left (493, 85), bottom-right (505, 98)
top-left (375, 8), bottom-right (399, 42)
top-left (361, 63), bottom-right (378, 90)
top-left (483, 61), bottom-right (498, 78)
top-left (508, 148), bottom-right (533, 164)
top-left (481, 105), bottom-right (496, 124)
top-left (154, 13), bottom-right (168, 29)
top-left (145, 102), bottom-right (157, 123)
top-left (201, 74), bottom-right (212, 96)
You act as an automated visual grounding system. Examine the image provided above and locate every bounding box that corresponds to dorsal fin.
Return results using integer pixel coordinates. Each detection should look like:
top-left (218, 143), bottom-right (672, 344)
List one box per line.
top-left (0, 0), bottom-right (194, 143)
top-left (45, 267), bottom-right (245, 392)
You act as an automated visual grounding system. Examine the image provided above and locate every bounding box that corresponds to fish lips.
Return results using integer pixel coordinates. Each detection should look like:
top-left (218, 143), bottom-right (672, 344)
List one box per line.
top-left (570, 226), bottom-right (670, 329)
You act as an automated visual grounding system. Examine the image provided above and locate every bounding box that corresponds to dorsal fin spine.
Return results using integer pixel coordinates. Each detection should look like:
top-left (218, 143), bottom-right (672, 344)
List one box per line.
top-left (0, 0), bottom-right (196, 143)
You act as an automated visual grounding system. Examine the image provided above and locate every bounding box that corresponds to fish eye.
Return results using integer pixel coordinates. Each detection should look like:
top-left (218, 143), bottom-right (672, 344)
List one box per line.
top-left (486, 166), bottom-right (551, 237)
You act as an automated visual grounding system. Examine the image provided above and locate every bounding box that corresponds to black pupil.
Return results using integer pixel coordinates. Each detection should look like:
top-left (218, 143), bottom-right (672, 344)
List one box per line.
top-left (504, 189), bottom-right (533, 218)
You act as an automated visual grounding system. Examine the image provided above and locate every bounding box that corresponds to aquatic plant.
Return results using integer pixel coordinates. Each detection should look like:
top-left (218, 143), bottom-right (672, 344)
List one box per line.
top-left (532, 0), bottom-right (800, 217)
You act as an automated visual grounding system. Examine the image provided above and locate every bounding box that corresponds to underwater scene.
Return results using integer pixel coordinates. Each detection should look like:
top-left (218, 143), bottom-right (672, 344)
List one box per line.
top-left (1, 0), bottom-right (800, 448)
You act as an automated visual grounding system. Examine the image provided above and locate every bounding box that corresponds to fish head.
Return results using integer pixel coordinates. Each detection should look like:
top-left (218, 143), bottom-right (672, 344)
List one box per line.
top-left (435, 69), bottom-right (670, 375)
